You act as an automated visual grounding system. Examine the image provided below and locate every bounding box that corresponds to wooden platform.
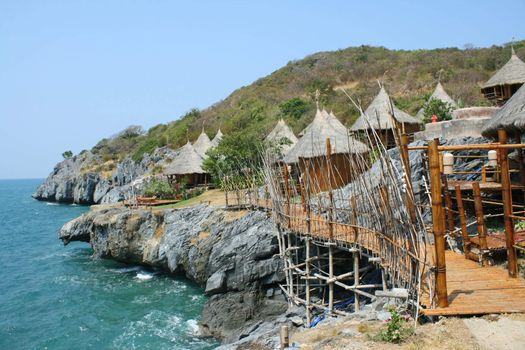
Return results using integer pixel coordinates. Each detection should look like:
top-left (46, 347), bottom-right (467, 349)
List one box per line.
top-left (447, 180), bottom-right (523, 192)
top-left (421, 250), bottom-right (525, 316)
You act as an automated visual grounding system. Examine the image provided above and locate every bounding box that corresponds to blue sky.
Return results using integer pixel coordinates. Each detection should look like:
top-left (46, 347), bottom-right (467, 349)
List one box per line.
top-left (1, 0), bottom-right (524, 179)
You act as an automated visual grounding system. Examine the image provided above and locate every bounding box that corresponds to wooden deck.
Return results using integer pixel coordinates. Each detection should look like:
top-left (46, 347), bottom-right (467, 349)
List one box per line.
top-left (447, 180), bottom-right (524, 191)
top-left (421, 250), bottom-right (525, 316)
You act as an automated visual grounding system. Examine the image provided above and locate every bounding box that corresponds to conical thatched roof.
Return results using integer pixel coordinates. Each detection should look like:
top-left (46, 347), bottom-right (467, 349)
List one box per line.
top-left (417, 82), bottom-right (457, 118)
top-left (284, 109), bottom-right (369, 164)
top-left (210, 129), bottom-right (223, 148)
top-left (350, 87), bottom-right (422, 131)
top-left (482, 83), bottom-right (525, 137)
top-left (266, 119), bottom-right (298, 155)
top-left (193, 131), bottom-right (213, 158)
top-left (165, 142), bottom-right (206, 175)
top-left (483, 49), bottom-right (525, 89)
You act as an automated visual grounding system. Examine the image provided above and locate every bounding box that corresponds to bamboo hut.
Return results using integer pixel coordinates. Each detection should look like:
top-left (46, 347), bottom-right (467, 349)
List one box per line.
top-left (210, 129), bottom-right (223, 148)
top-left (416, 82), bottom-right (457, 118)
top-left (350, 87), bottom-right (422, 147)
top-left (193, 131), bottom-right (213, 158)
top-left (481, 48), bottom-right (525, 105)
top-left (284, 109), bottom-right (369, 193)
top-left (265, 119), bottom-right (298, 157)
top-left (165, 142), bottom-right (210, 187)
top-left (482, 83), bottom-right (525, 138)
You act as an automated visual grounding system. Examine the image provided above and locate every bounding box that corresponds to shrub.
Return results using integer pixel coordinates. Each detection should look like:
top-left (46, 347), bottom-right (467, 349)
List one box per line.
top-left (62, 150), bottom-right (73, 159)
top-left (375, 307), bottom-right (414, 343)
top-left (143, 178), bottom-right (175, 199)
top-left (280, 97), bottom-right (309, 119)
top-left (423, 98), bottom-right (454, 123)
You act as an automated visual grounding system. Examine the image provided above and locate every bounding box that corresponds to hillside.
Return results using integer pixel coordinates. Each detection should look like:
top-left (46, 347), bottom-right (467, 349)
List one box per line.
top-left (92, 40), bottom-right (525, 162)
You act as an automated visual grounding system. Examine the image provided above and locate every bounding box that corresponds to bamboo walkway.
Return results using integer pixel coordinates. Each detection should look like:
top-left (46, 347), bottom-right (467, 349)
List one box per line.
top-left (243, 197), bottom-right (525, 316)
top-left (420, 250), bottom-right (525, 316)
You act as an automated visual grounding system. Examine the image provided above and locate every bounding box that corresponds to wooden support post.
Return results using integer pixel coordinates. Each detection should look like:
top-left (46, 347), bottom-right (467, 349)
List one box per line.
top-left (280, 325), bottom-right (289, 350)
top-left (499, 129), bottom-right (518, 277)
top-left (516, 131), bottom-right (525, 211)
top-left (454, 185), bottom-right (470, 257)
top-left (305, 236), bottom-right (311, 325)
top-left (351, 197), bottom-right (358, 242)
top-left (400, 133), bottom-right (416, 223)
top-left (442, 176), bottom-right (456, 237)
top-left (283, 165), bottom-right (292, 228)
top-left (472, 182), bottom-right (488, 252)
top-left (224, 176), bottom-right (229, 207)
top-left (354, 252), bottom-right (360, 311)
top-left (328, 244), bottom-right (334, 316)
top-left (326, 138), bottom-right (334, 240)
top-left (428, 139), bottom-right (449, 308)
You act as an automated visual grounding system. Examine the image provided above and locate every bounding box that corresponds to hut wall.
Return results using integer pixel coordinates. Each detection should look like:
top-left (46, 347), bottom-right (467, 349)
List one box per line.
top-left (299, 153), bottom-right (369, 194)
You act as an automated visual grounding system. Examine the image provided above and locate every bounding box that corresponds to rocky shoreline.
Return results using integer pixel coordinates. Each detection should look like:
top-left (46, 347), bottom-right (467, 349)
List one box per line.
top-left (59, 203), bottom-right (291, 346)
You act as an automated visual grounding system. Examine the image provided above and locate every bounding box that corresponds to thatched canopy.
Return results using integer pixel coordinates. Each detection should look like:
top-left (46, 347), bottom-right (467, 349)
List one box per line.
top-left (211, 129), bottom-right (223, 148)
top-left (483, 49), bottom-right (525, 89)
top-left (482, 83), bottom-right (525, 137)
top-left (266, 119), bottom-right (298, 155)
top-left (165, 142), bottom-right (206, 175)
top-left (193, 131), bottom-right (213, 158)
top-left (350, 87), bottom-right (422, 131)
top-left (417, 82), bottom-right (457, 118)
top-left (284, 109), bottom-right (369, 164)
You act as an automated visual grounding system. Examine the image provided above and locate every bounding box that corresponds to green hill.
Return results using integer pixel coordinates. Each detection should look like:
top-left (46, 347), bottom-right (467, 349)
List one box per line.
top-left (91, 40), bottom-right (525, 162)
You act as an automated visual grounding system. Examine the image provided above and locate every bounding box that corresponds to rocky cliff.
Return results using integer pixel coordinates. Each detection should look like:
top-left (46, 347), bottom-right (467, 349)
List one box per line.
top-left (33, 147), bottom-right (178, 205)
top-left (59, 204), bottom-right (288, 342)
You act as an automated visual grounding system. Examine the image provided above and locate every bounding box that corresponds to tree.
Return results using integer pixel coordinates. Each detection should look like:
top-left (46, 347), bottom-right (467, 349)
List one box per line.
top-left (423, 98), bottom-right (454, 123)
top-left (62, 150), bottom-right (73, 159)
top-left (280, 97), bottom-right (309, 119)
top-left (202, 132), bottom-right (264, 188)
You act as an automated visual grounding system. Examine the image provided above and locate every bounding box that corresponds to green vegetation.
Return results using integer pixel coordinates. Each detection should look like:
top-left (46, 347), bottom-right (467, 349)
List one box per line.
top-left (423, 98), bottom-right (454, 123)
top-left (88, 41), bottom-right (525, 162)
top-left (374, 307), bottom-right (414, 343)
top-left (202, 131), bottom-right (265, 189)
top-left (143, 178), bottom-right (176, 199)
top-left (62, 150), bottom-right (73, 159)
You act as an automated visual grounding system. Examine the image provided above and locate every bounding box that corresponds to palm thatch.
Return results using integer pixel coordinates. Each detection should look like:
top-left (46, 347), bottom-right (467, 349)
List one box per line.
top-left (284, 109), bottom-right (369, 164)
top-left (482, 48), bottom-right (525, 89)
top-left (482, 83), bottom-right (525, 137)
top-left (350, 87), bottom-right (422, 131)
top-left (210, 129), bottom-right (223, 148)
top-left (165, 142), bottom-right (206, 175)
top-left (193, 131), bottom-right (213, 158)
top-left (417, 82), bottom-right (457, 118)
top-left (266, 119), bottom-right (298, 155)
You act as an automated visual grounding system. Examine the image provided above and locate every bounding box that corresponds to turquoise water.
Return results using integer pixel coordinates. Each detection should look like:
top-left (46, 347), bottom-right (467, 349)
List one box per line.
top-left (0, 179), bottom-right (218, 349)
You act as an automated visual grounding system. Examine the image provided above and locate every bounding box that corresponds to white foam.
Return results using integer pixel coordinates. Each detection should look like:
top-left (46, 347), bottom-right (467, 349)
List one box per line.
top-left (135, 272), bottom-right (155, 280)
top-left (110, 266), bottom-right (142, 274)
top-left (46, 202), bottom-right (59, 206)
top-left (186, 319), bottom-right (200, 335)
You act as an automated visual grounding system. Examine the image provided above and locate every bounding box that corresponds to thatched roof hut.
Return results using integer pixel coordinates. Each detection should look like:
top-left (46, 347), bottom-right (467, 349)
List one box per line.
top-left (266, 119), bottom-right (298, 156)
top-left (284, 109), bottom-right (368, 164)
top-left (481, 48), bottom-right (525, 105)
top-left (482, 83), bottom-right (525, 137)
top-left (193, 131), bottom-right (213, 158)
top-left (165, 142), bottom-right (205, 175)
top-left (416, 82), bottom-right (457, 118)
top-left (350, 87), bottom-right (422, 132)
top-left (210, 129), bottom-right (223, 148)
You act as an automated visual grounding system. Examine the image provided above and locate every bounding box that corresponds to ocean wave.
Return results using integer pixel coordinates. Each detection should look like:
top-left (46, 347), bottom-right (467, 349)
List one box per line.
top-left (135, 271), bottom-right (156, 281)
top-left (108, 266), bottom-right (142, 274)
top-left (186, 319), bottom-right (200, 335)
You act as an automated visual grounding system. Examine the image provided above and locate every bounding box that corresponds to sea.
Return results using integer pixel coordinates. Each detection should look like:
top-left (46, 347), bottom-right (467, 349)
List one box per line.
top-left (0, 179), bottom-right (218, 349)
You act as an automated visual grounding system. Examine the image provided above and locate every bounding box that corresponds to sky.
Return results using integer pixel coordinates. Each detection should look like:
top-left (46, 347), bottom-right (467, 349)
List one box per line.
top-left (1, 0), bottom-right (524, 179)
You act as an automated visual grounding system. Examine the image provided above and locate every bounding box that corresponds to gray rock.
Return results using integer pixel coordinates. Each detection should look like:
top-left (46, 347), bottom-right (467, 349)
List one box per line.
top-left (205, 270), bottom-right (226, 295)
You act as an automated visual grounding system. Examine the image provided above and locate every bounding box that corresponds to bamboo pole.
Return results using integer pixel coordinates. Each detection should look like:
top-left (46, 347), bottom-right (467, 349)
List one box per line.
top-left (326, 138), bottom-right (334, 240)
top-left (400, 133), bottom-right (416, 223)
top-left (428, 139), bottom-right (449, 308)
top-left (305, 235), bottom-right (311, 325)
top-left (454, 185), bottom-right (470, 257)
top-left (354, 252), bottom-right (360, 311)
top-left (472, 182), bottom-right (488, 253)
top-left (442, 176), bottom-right (456, 237)
top-left (516, 131), bottom-right (525, 211)
top-left (283, 165), bottom-right (292, 229)
top-left (499, 129), bottom-right (518, 277)
top-left (328, 244), bottom-right (334, 315)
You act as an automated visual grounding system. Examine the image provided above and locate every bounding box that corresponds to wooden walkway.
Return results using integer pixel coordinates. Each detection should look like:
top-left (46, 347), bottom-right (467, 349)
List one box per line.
top-left (421, 250), bottom-right (525, 316)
